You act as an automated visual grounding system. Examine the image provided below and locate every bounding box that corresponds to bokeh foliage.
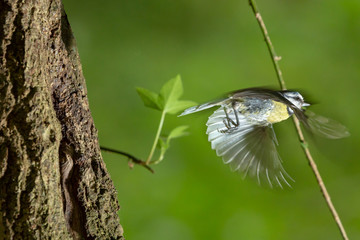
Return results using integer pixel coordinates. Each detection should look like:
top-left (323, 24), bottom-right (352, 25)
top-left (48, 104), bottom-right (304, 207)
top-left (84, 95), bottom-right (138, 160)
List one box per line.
top-left (63, 0), bottom-right (360, 239)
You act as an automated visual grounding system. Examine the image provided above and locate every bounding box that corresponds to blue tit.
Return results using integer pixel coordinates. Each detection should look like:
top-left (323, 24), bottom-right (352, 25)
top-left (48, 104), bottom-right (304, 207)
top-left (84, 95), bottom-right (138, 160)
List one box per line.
top-left (179, 88), bottom-right (349, 188)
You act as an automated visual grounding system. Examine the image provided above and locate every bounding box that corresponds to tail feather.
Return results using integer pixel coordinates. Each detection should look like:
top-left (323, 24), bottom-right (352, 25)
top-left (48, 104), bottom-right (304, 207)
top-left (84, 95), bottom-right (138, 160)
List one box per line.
top-left (178, 100), bottom-right (224, 116)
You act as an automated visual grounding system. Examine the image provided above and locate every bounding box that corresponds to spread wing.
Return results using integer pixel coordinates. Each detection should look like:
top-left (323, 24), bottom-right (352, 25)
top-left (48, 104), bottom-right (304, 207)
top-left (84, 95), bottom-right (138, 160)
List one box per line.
top-left (231, 88), bottom-right (288, 102)
top-left (303, 111), bottom-right (350, 139)
top-left (206, 107), bottom-right (293, 188)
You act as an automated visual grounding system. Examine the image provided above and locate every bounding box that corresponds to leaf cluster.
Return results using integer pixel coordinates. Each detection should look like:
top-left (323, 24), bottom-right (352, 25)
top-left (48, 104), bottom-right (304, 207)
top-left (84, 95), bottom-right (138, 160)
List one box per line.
top-left (136, 75), bottom-right (196, 164)
top-left (136, 75), bottom-right (196, 114)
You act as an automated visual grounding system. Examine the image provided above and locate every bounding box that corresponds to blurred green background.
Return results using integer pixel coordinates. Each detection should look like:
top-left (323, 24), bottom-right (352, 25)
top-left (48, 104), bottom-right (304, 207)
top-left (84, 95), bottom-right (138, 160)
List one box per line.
top-left (62, 0), bottom-right (360, 239)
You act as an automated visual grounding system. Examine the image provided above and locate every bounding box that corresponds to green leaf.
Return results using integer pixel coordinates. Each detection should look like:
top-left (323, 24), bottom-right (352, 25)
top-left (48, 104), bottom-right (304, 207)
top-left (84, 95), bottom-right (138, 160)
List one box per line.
top-left (136, 87), bottom-right (162, 110)
top-left (301, 142), bottom-right (309, 149)
top-left (155, 138), bottom-right (169, 164)
top-left (156, 137), bottom-right (168, 149)
top-left (166, 100), bottom-right (197, 115)
top-left (153, 126), bottom-right (188, 164)
top-left (168, 125), bottom-right (189, 142)
top-left (158, 75), bottom-right (183, 112)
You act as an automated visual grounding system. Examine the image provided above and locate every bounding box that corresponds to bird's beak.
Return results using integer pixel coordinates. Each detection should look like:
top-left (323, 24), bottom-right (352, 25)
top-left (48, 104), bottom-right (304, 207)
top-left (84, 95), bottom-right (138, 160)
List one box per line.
top-left (302, 102), bottom-right (310, 107)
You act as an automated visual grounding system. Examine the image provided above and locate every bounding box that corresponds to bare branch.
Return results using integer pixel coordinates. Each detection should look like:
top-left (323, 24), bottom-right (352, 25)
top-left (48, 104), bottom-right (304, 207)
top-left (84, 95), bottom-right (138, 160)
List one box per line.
top-left (248, 1), bottom-right (349, 239)
top-left (100, 146), bottom-right (155, 174)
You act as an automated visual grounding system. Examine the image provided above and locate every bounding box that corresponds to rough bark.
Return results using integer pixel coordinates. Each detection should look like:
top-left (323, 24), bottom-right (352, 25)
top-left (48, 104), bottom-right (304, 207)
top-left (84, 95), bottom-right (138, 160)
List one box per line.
top-left (0, 0), bottom-right (124, 239)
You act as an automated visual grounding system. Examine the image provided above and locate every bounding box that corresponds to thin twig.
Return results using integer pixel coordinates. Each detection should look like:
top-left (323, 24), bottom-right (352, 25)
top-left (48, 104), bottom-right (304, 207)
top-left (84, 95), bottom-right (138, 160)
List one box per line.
top-left (146, 110), bottom-right (166, 164)
top-left (100, 146), bottom-right (154, 173)
top-left (248, 1), bottom-right (349, 240)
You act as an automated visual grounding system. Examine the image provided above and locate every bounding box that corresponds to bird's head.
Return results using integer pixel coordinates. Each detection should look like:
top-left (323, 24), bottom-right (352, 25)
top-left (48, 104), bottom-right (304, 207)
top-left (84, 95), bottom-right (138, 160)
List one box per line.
top-left (281, 91), bottom-right (310, 109)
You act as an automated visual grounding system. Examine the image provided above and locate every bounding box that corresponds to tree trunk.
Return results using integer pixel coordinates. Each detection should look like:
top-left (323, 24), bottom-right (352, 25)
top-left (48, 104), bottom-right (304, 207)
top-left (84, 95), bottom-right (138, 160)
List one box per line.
top-left (0, 0), bottom-right (124, 239)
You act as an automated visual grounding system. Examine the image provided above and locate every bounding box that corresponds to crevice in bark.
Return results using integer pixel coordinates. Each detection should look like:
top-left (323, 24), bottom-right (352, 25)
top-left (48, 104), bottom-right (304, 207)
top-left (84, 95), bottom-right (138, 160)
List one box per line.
top-left (60, 9), bottom-right (75, 53)
top-left (6, 4), bottom-right (25, 101)
top-left (0, 1), bottom-right (11, 60)
top-left (59, 141), bottom-right (87, 239)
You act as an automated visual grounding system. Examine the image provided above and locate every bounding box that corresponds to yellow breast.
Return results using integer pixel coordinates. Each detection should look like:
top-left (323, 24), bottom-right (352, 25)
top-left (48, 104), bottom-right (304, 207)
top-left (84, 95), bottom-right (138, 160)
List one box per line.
top-left (267, 101), bottom-right (291, 123)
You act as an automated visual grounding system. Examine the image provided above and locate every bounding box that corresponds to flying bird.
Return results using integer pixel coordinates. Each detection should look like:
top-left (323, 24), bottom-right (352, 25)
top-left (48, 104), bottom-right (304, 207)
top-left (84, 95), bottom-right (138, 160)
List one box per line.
top-left (179, 88), bottom-right (349, 188)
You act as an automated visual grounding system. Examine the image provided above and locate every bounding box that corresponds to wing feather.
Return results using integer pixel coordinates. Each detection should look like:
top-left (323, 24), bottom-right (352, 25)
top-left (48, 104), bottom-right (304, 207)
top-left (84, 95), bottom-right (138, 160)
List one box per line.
top-left (303, 111), bottom-right (350, 139)
top-left (206, 106), bottom-right (293, 188)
